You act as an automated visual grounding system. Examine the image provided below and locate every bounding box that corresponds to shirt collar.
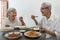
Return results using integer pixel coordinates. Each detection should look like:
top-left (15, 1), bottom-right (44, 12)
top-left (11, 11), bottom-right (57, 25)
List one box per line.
top-left (42, 13), bottom-right (54, 21)
top-left (48, 14), bottom-right (52, 21)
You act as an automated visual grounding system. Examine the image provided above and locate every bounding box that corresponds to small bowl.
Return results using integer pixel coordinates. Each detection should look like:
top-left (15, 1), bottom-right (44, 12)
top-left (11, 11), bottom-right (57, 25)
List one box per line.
top-left (19, 30), bottom-right (26, 33)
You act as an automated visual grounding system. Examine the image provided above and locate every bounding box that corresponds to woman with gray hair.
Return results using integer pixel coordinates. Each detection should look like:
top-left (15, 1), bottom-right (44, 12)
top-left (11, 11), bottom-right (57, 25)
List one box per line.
top-left (39, 2), bottom-right (60, 40)
top-left (31, 2), bottom-right (60, 40)
top-left (2, 8), bottom-right (26, 28)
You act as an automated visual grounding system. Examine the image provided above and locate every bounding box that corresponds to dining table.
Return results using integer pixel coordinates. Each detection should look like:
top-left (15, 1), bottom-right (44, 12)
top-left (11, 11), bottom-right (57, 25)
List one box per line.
top-left (0, 27), bottom-right (57, 40)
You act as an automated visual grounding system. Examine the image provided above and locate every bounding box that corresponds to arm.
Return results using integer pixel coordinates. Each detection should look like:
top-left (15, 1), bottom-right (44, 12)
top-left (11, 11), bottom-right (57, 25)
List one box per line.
top-left (19, 16), bottom-right (26, 26)
top-left (31, 15), bottom-right (38, 25)
top-left (40, 26), bottom-right (56, 36)
top-left (45, 29), bottom-right (56, 36)
top-left (54, 19), bottom-right (60, 40)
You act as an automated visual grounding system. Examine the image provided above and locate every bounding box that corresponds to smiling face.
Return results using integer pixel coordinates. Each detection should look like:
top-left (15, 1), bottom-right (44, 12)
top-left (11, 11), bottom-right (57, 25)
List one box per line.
top-left (40, 3), bottom-right (51, 19)
top-left (8, 11), bottom-right (17, 20)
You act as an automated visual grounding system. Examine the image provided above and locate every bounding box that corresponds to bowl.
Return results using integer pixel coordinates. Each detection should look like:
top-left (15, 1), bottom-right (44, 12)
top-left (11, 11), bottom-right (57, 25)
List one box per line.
top-left (32, 28), bottom-right (39, 30)
top-left (19, 30), bottom-right (26, 33)
top-left (1, 27), bottom-right (13, 32)
top-left (4, 31), bottom-right (22, 40)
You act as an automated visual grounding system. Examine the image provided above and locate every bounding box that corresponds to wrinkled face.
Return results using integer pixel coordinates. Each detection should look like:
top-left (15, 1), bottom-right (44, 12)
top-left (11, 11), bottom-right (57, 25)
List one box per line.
top-left (41, 5), bottom-right (50, 17)
top-left (9, 11), bottom-right (17, 20)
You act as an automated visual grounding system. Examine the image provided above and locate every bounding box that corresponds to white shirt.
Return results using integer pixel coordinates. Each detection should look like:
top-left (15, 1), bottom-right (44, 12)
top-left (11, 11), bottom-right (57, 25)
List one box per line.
top-left (38, 14), bottom-right (60, 39)
top-left (2, 17), bottom-right (21, 28)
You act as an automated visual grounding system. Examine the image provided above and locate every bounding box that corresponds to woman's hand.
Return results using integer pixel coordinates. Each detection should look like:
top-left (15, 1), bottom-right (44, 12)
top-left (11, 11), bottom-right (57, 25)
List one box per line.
top-left (19, 16), bottom-right (26, 26)
top-left (39, 26), bottom-right (47, 33)
top-left (39, 26), bottom-right (56, 36)
top-left (19, 16), bottom-right (23, 21)
top-left (31, 15), bottom-right (38, 25)
top-left (31, 15), bottom-right (35, 20)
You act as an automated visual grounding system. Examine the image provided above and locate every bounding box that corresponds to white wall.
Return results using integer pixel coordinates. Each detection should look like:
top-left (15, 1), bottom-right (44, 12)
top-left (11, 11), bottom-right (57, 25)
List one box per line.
top-left (8, 0), bottom-right (60, 16)
top-left (8, 0), bottom-right (60, 27)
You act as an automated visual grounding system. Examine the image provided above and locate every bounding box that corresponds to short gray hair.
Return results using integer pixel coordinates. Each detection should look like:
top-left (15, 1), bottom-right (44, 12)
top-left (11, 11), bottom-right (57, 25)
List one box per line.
top-left (41, 2), bottom-right (51, 10)
top-left (7, 8), bottom-right (16, 17)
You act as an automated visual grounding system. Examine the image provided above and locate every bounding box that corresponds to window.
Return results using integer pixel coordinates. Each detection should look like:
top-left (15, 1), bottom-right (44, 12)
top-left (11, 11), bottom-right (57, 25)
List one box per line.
top-left (0, 0), bottom-right (7, 28)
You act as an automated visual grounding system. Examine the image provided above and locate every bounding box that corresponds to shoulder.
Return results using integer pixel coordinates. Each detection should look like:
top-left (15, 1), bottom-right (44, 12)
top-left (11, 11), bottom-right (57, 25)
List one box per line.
top-left (52, 14), bottom-right (58, 22)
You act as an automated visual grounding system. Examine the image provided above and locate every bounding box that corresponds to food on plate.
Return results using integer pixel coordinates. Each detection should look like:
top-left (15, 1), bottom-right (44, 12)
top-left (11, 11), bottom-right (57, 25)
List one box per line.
top-left (8, 33), bottom-right (19, 38)
top-left (25, 31), bottom-right (39, 37)
top-left (4, 32), bottom-right (22, 39)
top-left (14, 26), bottom-right (20, 30)
top-left (5, 25), bottom-right (10, 27)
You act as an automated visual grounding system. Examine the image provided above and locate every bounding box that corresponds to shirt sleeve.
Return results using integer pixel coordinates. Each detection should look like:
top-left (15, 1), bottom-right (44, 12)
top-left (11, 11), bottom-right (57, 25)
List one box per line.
top-left (55, 31), bottom-right (60, 40)
top-left (54, 19), bottom-right (60, 40)
top-left (37, 16), bottom-right (46, 27)
top-left (55, 27), bottom-right (60, 40)
top-left (37, 19), bottom-right (42, 27)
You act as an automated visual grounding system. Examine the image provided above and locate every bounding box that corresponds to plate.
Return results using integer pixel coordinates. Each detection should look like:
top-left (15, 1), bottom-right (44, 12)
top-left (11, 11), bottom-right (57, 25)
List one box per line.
top-left (19, 30), bottom-right (26, 33)
top-left (32, 28), bottom-right (39, 30)
top-left (24, 31), bottom-right (41, 38)
top-left (14, 26), bottom-right (26, 29)
top-left (1, 27), bottom-right (13, 32)
top-left (4, 31), bottom-right (22, 39)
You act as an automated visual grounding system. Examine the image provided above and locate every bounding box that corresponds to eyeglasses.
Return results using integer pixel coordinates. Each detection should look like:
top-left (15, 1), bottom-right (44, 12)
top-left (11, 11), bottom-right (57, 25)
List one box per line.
top-left (41, 7), bottom-right (49, 10)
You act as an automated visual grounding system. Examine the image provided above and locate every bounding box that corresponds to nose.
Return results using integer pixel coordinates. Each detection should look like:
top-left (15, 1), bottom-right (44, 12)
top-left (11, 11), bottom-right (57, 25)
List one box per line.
top-left (14, 14), bottom-right (16, 16)
top-left (41, 9), bottom-right (45, 13)
top-left (13, 13), bottom-right (16, 16)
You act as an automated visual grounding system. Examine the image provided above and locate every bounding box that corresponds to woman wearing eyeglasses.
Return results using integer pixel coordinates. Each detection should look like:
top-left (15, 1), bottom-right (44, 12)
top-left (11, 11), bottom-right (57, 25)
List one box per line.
top-left (39, 2), bottom-right (60, 40)
top-left (2, 8), bottom-right (26, 28)
top-left (31, 2), bottom-right (60, 40)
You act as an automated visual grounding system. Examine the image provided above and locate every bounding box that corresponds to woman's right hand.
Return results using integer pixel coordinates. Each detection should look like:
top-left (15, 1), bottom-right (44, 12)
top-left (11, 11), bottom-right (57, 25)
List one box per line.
top-left (31, 15), bottom-right (35, 20)
top-left (39, 26), bottom-right (46, 33)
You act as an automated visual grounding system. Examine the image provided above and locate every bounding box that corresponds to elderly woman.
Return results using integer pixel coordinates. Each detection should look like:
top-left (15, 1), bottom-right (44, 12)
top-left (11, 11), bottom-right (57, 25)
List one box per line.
top-left (39, 2), bottom-right (60, 40)
top-left (31, 2), bottom-right (60, 40)
top-left (2, 8), bottom-right (26, 28)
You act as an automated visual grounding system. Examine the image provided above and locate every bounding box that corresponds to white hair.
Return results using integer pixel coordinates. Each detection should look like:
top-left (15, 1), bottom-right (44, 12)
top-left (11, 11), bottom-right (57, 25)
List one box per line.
top-left (41, 2), bottom-right (51, 10)
top-left (8, 8), bottom-right (16, 12)
top-left (7, 8), bottom-right (16, 17)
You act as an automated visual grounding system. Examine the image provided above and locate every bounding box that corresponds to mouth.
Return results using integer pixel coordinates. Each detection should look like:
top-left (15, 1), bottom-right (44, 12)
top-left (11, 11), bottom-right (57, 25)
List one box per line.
top-left (12, 16), bottom-right (16, 17)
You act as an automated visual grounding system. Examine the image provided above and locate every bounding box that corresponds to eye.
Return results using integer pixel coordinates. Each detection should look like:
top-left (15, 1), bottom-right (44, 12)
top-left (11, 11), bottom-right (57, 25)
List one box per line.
top-left (41, 7), bottom-right (49, 10)
top-left (45, 7), bottom-right (49, 9)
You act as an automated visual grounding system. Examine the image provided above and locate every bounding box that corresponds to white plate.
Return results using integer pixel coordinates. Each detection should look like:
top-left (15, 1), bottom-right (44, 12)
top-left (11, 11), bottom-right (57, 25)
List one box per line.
top-left (4, 32), bottom-right (22, 39)
top-left (1, 27), bottom-right (13, 31)
top-left (14, 26), bottom-right (26, 29)
top-left (24, 31), bottom-right (41, 38)
top-left (19, 30), bottom-right (26, 32)
top-left (32, 28), bottom-right (39, 30)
